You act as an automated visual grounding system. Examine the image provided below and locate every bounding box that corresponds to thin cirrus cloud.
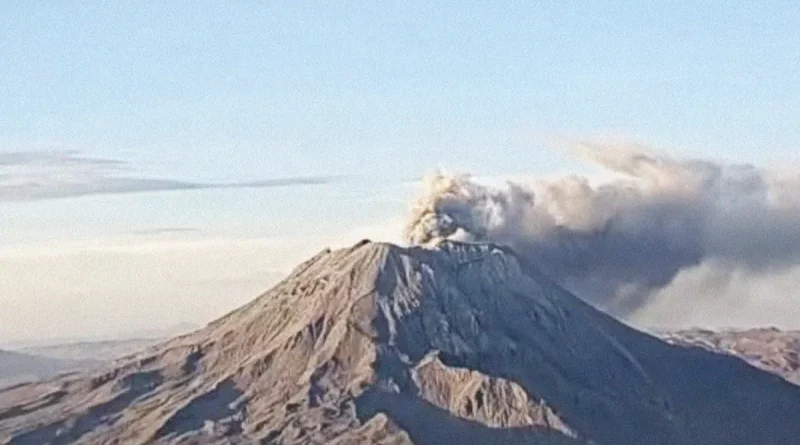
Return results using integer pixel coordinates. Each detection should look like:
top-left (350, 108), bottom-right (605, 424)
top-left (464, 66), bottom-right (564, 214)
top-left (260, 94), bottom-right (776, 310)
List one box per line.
top-left (0, 151), bottom-right (340, 202)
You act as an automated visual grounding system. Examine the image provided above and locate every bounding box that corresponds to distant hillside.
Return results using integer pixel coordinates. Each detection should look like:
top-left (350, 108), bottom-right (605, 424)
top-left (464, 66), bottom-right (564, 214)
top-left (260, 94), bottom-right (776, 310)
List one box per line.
top-left (21, 338), bottom-right (161, 363)
top-left (0, 349), bottom-right (98, 389)
top-left (660, 328), bottom-right (800, 386)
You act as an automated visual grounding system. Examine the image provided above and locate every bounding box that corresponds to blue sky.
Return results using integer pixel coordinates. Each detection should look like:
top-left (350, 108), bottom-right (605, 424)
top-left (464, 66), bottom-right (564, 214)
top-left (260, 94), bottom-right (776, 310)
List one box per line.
top-left (4, 1), bottom-right (798, 179)
top-left (1, 2), bottom-right (799, 343)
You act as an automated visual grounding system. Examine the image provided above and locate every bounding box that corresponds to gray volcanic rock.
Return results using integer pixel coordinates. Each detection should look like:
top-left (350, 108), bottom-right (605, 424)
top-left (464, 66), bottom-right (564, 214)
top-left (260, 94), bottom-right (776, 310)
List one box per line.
top-left (2, 241), bottom-right (800, 444)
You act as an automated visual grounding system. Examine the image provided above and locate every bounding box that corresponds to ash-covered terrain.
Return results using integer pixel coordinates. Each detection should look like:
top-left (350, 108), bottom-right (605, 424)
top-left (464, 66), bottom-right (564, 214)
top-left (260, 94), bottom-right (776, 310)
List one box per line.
top-left (3, 240), bottom-right (800, 445)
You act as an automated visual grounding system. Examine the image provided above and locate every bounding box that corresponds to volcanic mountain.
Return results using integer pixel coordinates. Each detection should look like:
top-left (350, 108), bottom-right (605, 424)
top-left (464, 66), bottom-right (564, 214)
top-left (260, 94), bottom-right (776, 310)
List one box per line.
top-left (3, 241), bottom-right (800, 444)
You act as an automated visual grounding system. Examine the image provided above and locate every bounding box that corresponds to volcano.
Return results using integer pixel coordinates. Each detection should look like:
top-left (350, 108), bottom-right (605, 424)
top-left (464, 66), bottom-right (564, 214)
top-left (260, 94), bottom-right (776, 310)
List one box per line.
top-left (2, 241), bottom-right (800, 445)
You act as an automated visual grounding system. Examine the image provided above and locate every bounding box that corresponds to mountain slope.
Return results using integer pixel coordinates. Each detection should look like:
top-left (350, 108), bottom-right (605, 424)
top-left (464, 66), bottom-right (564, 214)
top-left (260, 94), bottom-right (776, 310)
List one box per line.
top-left (2, 241), bottom-right (800, 444)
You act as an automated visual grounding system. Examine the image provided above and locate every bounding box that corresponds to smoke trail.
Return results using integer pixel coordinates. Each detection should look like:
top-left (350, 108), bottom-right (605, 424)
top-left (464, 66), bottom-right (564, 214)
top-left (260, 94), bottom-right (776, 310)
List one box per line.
top-left (404, 141), bottom-right (800, 320)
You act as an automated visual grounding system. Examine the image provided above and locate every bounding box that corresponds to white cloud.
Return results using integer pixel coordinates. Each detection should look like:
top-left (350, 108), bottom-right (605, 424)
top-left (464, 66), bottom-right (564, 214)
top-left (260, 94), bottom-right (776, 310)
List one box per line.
top-left (0, 150), bottom-right (339, 201)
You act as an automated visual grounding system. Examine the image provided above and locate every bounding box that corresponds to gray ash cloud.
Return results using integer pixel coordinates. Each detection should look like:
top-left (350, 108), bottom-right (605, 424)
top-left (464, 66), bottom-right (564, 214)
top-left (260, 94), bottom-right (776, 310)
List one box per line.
top-left (405, 140), bottom-right (800, 319)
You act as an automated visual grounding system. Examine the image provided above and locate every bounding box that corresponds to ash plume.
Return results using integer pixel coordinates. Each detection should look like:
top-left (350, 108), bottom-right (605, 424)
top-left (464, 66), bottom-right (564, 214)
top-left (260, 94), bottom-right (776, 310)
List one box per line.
top-left (404, 140), bottom-right (800, 320)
